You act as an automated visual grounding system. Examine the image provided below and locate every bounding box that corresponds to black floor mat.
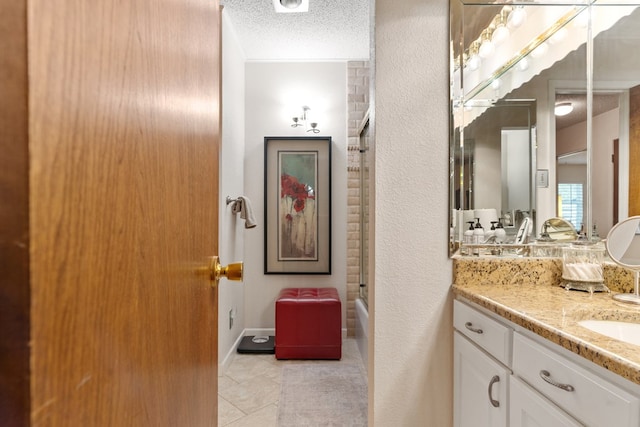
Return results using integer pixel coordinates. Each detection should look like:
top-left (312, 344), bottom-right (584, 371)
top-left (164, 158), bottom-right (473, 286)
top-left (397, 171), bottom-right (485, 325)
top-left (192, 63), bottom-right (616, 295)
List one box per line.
top-left (237, 335), bottom-right (275, 354)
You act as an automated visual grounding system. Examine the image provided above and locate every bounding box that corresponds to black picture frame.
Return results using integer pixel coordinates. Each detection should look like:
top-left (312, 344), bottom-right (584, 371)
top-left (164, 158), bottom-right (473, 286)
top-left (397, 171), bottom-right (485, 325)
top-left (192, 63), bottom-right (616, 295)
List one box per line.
top-left (264, 136), bottom-right (332, 274)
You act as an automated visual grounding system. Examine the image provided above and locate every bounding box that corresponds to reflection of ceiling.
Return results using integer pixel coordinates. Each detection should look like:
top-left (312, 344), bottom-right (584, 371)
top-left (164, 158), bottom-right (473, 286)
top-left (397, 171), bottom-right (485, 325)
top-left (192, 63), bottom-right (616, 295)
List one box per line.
top-left (219, 0), bottom-right (370, 60)
top-left (521, 7), bottom-right (640, 131)
top-left (555, 93), bottom-right (620, 129)
top-left (557, 150), bottom-right (587, 165)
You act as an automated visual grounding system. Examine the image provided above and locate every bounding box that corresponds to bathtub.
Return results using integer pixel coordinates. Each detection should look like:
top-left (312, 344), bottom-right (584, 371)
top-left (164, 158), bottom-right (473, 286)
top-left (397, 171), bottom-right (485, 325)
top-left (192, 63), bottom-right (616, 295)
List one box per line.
top-left (355, 298), bottom-right (368, 370)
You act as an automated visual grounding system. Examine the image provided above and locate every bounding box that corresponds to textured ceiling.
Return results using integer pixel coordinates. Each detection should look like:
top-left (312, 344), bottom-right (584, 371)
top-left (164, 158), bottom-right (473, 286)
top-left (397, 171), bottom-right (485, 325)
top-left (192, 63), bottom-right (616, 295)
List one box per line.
top-left (220, 0), bottom-right (370, 60)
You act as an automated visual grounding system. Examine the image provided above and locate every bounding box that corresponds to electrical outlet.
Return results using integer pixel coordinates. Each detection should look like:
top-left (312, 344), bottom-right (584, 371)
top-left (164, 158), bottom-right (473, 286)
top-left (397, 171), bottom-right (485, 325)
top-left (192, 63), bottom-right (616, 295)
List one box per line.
top-left (229, 309), bottom-right (233, 329)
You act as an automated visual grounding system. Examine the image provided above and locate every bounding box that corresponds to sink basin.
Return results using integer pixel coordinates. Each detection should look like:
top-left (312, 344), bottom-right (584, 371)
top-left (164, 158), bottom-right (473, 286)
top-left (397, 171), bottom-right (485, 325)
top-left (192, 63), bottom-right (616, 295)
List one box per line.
top-left (578, 320), bottom-right (640, 347)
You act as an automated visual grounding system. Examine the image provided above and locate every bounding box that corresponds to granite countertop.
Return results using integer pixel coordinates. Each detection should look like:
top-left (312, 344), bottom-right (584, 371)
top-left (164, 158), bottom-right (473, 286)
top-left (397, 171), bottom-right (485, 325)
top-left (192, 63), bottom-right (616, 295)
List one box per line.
top-left (452, 265), bottom-right (640, 386)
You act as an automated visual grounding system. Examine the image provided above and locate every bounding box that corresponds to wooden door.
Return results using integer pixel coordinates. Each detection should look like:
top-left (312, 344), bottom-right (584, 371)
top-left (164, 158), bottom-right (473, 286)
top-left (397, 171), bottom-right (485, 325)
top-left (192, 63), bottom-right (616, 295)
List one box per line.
top-left (1, 0), bottom-right (221, 425)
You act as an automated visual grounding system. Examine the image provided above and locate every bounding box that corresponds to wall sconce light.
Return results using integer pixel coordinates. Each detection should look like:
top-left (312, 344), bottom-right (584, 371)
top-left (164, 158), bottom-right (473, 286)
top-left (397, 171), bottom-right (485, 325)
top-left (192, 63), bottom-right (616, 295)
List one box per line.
top-left (555, 102), bottom-right (573, 116)
top-left (291, 105), bottom-right (320, 133)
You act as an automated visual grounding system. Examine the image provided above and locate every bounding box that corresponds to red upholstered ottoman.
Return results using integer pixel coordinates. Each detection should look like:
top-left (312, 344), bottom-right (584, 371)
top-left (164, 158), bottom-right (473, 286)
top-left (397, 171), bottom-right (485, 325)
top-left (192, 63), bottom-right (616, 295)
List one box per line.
top-left (275, 287), bottom-right (341, 360)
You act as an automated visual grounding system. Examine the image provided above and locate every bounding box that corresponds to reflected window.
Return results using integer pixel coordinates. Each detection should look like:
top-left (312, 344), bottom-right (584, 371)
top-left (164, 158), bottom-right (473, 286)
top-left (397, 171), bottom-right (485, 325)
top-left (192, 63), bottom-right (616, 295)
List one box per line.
top-left (558, 183), bottom-right (583, 231)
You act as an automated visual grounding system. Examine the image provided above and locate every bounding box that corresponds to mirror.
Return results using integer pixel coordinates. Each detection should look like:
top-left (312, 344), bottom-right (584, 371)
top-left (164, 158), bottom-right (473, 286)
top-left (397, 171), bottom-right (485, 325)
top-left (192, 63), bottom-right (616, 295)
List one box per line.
top-left (605, 215), bottom-right (640, 304)
top-left (539, 217), bottom-right (578, 242)
top-left (449, 0), bottom-right (640, 256)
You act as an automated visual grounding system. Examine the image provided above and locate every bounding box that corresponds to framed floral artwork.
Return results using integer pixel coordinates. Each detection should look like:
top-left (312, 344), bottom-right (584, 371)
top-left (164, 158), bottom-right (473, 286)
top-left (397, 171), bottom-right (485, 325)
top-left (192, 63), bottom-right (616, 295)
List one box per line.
top-left (264, 136), bottom-right (332, 274)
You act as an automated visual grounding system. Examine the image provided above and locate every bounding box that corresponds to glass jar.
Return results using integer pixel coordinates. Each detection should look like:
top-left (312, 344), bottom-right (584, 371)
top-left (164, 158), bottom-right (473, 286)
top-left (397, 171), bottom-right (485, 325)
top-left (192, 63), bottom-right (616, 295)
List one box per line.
top-left (561, 243), bottom-right (608, 292)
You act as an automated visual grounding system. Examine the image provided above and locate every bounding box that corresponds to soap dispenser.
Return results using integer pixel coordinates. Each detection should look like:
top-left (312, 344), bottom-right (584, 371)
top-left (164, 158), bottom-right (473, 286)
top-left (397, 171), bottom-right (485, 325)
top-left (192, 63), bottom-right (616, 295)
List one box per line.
top-left (486, 221), bottom-right (497, 239)
top-left (464, 221), bottom-right (475, 244)
top-left (461, 221), bottom-right (475, 255)
top-left (494, 218), bottom-right (506, 243)
top-left (473, 218), bottom-right (485, 244)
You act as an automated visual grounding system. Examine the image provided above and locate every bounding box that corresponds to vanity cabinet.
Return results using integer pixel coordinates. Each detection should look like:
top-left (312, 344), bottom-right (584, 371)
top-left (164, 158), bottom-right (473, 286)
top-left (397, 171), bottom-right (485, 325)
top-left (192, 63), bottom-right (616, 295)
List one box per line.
top-left (454, 299), bottom-right (640, 427)
top-left (453, 300), bottom-right (511, 427)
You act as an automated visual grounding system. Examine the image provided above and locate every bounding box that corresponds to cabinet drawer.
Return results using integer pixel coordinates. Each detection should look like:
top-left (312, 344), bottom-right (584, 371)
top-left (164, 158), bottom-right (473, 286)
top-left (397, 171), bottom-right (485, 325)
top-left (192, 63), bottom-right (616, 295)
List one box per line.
top-left (513, 332), bottom-right (640, 427)
top-left (454, 300), bottom-right (512, 366)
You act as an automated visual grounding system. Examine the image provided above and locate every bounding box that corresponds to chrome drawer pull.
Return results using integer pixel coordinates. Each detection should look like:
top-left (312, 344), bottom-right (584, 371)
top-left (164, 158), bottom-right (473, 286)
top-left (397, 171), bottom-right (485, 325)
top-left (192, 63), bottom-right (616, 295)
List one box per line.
top-left (488, 375), bottom-right (500, 407)
top-left (464, 322), bottom-right (483, 334)
top-left (539, 370), bottom-right (575, 392)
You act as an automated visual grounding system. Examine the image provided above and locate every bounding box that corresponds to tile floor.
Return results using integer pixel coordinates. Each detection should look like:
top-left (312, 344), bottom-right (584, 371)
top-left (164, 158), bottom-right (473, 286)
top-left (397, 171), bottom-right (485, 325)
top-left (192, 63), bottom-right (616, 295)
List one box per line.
top-left (218, 338), bottom-right (366, 426)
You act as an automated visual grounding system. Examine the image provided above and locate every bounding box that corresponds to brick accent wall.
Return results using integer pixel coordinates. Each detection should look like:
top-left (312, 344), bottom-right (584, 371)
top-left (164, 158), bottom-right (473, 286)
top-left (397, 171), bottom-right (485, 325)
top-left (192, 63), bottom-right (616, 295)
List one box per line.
top-left (346, 61), bottom-right (369, 336)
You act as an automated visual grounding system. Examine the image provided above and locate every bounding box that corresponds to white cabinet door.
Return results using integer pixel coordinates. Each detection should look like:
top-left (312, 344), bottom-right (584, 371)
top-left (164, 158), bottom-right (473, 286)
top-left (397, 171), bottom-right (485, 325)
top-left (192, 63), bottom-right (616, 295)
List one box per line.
top-left (454, 332), bottom-right (509, 427)
top-left (510, 376), bottom-right (581, 427)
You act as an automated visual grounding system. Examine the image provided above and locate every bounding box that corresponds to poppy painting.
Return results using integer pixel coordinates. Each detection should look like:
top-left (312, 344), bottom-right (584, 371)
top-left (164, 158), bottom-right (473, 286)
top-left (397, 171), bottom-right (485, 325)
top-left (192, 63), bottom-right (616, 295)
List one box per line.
top-left (264, 137), bottom-right (331, 274)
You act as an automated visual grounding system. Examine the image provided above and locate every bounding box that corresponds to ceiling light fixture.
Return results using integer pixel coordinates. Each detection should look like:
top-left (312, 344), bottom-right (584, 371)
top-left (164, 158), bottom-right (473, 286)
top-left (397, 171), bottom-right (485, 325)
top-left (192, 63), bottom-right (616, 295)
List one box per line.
top-left (281, 0), bottom-right (301, 8)
top-left (555, 102), bottom-right (573, 116)
top-left (273, 0), bottom-right (309, 13)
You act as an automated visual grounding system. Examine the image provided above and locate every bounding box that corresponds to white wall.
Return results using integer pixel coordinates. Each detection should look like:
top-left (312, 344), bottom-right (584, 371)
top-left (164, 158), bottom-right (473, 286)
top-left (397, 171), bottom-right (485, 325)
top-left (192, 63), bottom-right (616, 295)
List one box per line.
top-left (373, 0), bottom-right (453, 425)
top-left (243, 61), bottom-right (348, 329)
top-left (219, 11), bottom-right (246, 370)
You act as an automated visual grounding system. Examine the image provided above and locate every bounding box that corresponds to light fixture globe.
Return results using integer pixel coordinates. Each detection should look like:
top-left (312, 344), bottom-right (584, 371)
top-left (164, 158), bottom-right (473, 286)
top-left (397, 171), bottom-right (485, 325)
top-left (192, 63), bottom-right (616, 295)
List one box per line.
top-left (280, 0), bottom-right (302, 9)
top-left (467, 54), bottom-right (481, 71)
top-left (478, 29), bottom-right (494, 59)
top-left (466, 41), bottom-right (481, 71)
top-left (478, 38), bottom-right (494, 59)
top-left (491, 25), bottom-right (509, 46)
top-left (491, 11), bottom-right (510, 46)
top-left (555, 102), bottom-right (573, 116)
top-left (508, 6), bottom-right (527, 29)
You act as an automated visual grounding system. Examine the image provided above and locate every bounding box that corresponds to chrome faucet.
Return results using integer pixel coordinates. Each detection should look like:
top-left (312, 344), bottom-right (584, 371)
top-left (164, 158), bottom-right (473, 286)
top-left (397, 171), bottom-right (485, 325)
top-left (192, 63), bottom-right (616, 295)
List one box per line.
top-left (483, 235), bottom-right (498, 244)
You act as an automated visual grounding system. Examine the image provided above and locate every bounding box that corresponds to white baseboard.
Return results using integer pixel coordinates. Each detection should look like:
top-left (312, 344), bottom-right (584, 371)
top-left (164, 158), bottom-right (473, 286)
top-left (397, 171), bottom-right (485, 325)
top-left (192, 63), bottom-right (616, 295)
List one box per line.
top-left (219, 331), bottom-right (246, 376)
top-left (218, 327), bottom-right (349, 376)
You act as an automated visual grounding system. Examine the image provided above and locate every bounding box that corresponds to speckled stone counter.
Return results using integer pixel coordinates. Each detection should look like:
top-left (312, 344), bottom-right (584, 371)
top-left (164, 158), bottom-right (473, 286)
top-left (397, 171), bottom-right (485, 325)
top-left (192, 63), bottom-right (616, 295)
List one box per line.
top-left (453, 257), bottom-right (640, 386)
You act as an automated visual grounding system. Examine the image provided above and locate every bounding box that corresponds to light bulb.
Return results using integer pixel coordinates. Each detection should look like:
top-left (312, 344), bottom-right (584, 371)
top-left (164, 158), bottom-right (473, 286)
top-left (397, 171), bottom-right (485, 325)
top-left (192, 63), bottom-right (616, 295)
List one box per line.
top-left (491, 25), bottom-right (510, 46)
top-left (491, 78), bottom-right (502, 90)
top-left (478, 38), bottom-right (494, 59)
top-left (467, 54), bottom-right (481, 71)
top-left (466, 41), bottom-right (481, 71)
top-left (517, 57), bottom-right (529, 71)
top-left (492, 11), bottom-right (510, 46)
top-left (530, 42), bottom-right (548, 58)
top-left (508, 6), bottom-right (526, 29)
top-left (549, 27), bottom-right (568, 44)
top-left (573, 8), bottom-right (589, 28)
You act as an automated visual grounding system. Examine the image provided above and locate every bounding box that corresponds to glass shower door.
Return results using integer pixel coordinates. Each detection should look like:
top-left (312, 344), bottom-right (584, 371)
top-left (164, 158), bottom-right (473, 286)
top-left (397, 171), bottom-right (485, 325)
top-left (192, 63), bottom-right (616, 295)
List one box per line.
top-left (359, 116), bottom-right (370, 306)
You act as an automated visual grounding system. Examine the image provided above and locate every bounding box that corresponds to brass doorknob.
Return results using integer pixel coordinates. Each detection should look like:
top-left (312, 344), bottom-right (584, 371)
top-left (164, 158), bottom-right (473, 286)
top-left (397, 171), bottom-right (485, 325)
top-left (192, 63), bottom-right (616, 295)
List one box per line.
top-left (204, 256), bottom-right (243, 287)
